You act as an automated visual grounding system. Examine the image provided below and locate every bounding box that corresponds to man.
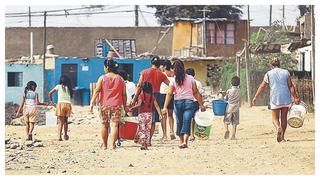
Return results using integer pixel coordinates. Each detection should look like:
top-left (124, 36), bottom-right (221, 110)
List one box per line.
top-left (131, 56), bottom-right (170, 145)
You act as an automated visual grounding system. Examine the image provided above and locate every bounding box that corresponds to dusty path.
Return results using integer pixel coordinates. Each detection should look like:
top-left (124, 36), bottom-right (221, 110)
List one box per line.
top-left (5, 105), bottom-right (314, 175)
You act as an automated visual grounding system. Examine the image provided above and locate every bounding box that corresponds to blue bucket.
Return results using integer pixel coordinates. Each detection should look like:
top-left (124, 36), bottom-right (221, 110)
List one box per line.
top-left (212, 100), bottom-right (228, 116)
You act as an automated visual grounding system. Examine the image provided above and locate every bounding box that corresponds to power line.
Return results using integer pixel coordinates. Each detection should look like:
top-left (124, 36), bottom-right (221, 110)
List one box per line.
top-left (6, 10), bottom-right (137, 18)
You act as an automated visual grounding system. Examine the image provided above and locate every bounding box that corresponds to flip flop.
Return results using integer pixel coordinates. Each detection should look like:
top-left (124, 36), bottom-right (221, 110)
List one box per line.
top-left (64, 135), bottom-right (69, 141)
top-left (277, 128), bottom-right (282, 143)
top-left (224, 131), bottom-right (230, 139)
top-left (170, 134), bottom-right (176, 140)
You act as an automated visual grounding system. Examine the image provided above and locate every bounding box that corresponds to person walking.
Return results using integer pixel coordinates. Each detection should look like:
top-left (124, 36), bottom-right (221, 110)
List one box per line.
top-left (252, 58), bottom-right (300, 143)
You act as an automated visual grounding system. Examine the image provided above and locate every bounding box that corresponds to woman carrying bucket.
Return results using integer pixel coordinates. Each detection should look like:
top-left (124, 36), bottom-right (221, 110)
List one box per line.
top-left (162, 60), bottom-right (206, 149)
top-left (90, 59), bottom-right (128, 149)
top-left (252, 58), bottom-right (300, 143)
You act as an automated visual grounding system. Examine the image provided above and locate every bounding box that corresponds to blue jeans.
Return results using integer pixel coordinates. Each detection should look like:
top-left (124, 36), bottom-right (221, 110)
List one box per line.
top-left (174, 99), bottom-right (195, 136)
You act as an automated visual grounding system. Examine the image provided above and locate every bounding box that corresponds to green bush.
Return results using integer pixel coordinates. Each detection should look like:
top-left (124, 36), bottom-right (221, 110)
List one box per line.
top-left (218, 62), bottom-right (247, 101)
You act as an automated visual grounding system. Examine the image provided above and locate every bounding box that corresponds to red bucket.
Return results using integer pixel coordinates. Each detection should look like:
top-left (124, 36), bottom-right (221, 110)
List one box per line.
top-left (119, 117), bottom-right (138, 140)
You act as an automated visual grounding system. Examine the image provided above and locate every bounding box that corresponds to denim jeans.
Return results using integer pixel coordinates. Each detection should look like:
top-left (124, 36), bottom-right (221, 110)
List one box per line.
top-left (174, 99), bottom-right (195, 136)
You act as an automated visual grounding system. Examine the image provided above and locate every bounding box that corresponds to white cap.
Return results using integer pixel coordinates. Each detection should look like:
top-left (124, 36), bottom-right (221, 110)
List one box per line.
top-left (47, 44), bottom-right (55, 50)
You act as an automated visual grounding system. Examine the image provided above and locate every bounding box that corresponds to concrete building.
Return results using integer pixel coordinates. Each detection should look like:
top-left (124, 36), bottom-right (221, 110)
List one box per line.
top-left (5, 27), bottom-right (173, 59)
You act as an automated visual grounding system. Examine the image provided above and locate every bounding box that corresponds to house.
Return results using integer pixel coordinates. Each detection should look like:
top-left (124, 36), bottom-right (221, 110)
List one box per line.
top-left (5, 27), bottom-right (173, 59)
top-left (171, 18), bottom-right (248, 85)
top-left (5, 56), bottom-right (151, 105)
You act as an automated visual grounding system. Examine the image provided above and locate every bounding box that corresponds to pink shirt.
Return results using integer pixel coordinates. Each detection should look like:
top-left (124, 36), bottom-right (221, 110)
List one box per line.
top-left (99, 74), bottom-right (125, 107)
top-left (171, 75), bottom-right (195, 101)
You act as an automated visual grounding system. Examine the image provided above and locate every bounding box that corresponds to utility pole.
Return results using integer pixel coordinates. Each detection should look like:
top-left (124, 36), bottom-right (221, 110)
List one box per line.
top-left (282, 5), bottom-right (285, 22)
top-left (134, 5), bottom-right (139, 27)
top-left (198, 7), bottom-right (210, 57)
top-left (28, 6), bottom-right (31, 27)
top-left (311, 5), bottom-right (315, 104)
top-left (42, 11), bottom-right (47, 102)
top-left (269, 5), bottom-right (272, 26)
top-left (246, 5), bottom-right (252, 107)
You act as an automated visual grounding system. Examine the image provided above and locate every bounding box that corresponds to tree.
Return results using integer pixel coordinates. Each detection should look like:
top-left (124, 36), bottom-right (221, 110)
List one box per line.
top-left (147, 5), bottom-right (243, 25)
top-left (298, 5), bottom-right (310, 16)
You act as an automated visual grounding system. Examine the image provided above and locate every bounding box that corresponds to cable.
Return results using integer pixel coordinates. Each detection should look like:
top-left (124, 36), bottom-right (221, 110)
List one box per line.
top-left (6, 10), bottom-right (137, 18)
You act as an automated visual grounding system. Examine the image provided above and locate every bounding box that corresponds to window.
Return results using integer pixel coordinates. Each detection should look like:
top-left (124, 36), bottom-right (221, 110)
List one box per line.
top-left (111, 39), bottom-right (136, 58)
top-left (7, 72), bottom-right (23, 87)
top-left (206, 22), bottom-right (235, 45)
top-left (226, 23), bottom-right (235, 44)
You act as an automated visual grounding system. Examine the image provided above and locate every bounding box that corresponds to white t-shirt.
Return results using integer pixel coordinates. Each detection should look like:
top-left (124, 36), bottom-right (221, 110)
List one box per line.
top-left (125, 81), bottom-right (136, 104)
top-left (194, 79), bottom-right (204, 101)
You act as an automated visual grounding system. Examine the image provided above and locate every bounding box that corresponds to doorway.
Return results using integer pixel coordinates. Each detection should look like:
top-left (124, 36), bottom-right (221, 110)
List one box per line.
top-left (61, 64), bottom-right (78, 89)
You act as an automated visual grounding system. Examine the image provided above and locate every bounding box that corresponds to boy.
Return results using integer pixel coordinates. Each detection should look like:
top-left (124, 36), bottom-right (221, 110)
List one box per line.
top-left (224, 76), bottom-right (241, 140)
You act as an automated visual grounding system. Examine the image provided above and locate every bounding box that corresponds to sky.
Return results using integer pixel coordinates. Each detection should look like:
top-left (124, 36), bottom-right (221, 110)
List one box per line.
top-left (5, 5), bottom-right (301, 27)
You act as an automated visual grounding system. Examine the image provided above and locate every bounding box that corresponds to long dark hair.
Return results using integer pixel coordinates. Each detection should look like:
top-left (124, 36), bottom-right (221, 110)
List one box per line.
top-left (24, 81), bottom-right (37, 97)
top-left (141, 81), bottom-right (153, 108)
top-left (59, 75), bottom-right (73, 98)
top-left (104, 59), bottom-right (119, 74)
top-left (173, 60), bottom-right (185, 86)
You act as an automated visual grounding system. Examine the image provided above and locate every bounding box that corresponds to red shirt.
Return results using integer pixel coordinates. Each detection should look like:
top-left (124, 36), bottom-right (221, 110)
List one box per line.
top-left (99, 74), bottom-right (125, 107)
top-left (141, 67), bottom-right (168, 93)
top-left (138, 93), bottom-right (153, 114)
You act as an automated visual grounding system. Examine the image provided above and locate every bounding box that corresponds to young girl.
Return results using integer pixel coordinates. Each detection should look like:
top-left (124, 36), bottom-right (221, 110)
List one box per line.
top-left (16, 81), bottom-right (47, 141)
top-left (49, 75), bottom-right (73, 141)
top-left (130, 82), bottom-right (162, 150)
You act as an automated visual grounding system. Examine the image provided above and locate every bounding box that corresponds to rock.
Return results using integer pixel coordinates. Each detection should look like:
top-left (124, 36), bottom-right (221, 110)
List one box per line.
top-left (62, 170), bottom-right (67, 173)
top-left (25, 166), bottom-right (31, 169)
top-left (47, 170), bottom-right (51, 173)
top-left (128, 164), bottom-right (134, 167)
top-left (25, 141), bottom-right (33, 147)
top-left (34, 142), bottom-right (44, 147)
top-left (5, 137), bottom-right (11, 144)
top-left (33, 139), bottom-right (42, 143)
top-left (90, 150), bottom-right (96, 153)
top-left (10, 144), bottom-right (19, 149)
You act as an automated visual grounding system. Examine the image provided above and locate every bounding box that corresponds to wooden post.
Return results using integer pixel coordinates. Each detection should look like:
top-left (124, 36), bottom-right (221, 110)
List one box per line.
top-left (134, 5), bottom-right (139, 27)
top-left (245, 42), bottom-right (252, 107)
top-left (311, 5), bottom-right (315, 104)
top-left (42, 11), bottom-right (47, 103)
top-left (236, 56), bottom-right (240, 77)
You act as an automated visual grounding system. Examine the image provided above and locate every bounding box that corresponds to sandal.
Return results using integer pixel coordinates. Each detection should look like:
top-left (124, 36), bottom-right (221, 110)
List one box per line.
top-left (170, 134), bottom-right (176, 140)
top-left (64, 135), bottom-right (69, 141)
top-left (100, 143), bottom-right (107, 150)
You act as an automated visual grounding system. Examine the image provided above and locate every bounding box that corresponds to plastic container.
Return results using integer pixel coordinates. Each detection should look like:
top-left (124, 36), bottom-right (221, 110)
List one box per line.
top-left (119, 117), bottom-right (139, 140)
top-left (194, 111), bottom-right (214, 140)
top-left (288, 101), bottom-right (307, 128)
top-left (45, 111), bottom-right (57, 126)
top-left (212, 100), bottom-right (228, 116)
top-left (82, 89), bottom-right (90, 105)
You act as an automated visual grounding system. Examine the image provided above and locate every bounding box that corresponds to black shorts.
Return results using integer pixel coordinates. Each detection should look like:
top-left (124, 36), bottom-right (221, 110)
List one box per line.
top-left (158, 93), bottom-right (174, 110)
top-left (193, 101), bottom-right (199, 117)
top-left (152, 93), bottom-right (162, 123)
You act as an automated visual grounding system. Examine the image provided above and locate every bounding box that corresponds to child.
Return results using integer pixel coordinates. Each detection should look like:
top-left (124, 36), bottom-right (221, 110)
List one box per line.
top-left (224, 76), bottom-right (241, 140)
top-left (48, 75), bottom-right (73, 141)
top-left (130, 82), bottom-right (162, 150)
top-left (185, 68), bottom-right (204, 141)
top-left (16, 81), bottom-right (47, 141)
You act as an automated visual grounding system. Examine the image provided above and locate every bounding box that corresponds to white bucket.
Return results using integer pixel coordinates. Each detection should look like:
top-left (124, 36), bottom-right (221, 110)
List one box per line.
top-left (194, 111), bottom-right (214, 140)
top-left (195, 111), bottom-right (214, 127)
top-left (287, 101), bottom-right (307, 128)
top-left (45, 111), bottom-right (57, 126)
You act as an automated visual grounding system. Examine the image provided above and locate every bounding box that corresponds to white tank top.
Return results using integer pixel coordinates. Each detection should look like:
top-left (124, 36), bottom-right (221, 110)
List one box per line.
top-left (160, 72), bottom-right (175, 94)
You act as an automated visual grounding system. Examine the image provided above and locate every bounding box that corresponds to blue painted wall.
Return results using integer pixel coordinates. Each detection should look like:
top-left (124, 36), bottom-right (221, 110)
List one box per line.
top-left (5, 64), bottom-right (44, 104)
top-left (51, 57), bottom-right (151, 105)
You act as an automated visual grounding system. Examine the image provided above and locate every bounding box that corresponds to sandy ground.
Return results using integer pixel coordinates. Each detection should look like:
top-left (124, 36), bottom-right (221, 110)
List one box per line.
top-left (5, 105), bottom-right (315, 175)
